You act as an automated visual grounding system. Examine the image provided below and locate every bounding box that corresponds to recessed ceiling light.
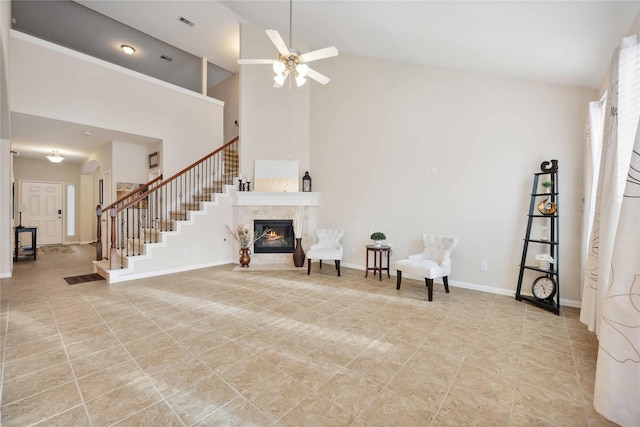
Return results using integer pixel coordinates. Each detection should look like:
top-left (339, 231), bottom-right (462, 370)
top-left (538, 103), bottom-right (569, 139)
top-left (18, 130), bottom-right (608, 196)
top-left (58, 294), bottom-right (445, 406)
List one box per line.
top-left (121, 45), bottom-right (135, 55)
top-left (83, 131), bottom-right (92, 136)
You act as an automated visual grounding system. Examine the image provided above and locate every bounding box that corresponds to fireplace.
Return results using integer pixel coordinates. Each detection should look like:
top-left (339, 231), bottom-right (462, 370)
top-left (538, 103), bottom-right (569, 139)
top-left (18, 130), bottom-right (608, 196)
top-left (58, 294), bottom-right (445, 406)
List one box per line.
top-left (254, 220), bottom-right (294, 253)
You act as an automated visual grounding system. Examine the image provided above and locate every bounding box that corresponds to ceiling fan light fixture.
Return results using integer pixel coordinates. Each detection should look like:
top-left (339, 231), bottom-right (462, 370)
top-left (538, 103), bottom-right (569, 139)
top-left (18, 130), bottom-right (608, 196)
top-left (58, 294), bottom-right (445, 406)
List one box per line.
top-left (273, 60), bottom-right (286, 74)
top-left (274, 73), bottom-right (287, 86)
top-left (296, 63), bottom-right (309, 77)
top-left (238, 0), bottom-right (338, 88)
top-left (46, 150), bottom-right (64, 163)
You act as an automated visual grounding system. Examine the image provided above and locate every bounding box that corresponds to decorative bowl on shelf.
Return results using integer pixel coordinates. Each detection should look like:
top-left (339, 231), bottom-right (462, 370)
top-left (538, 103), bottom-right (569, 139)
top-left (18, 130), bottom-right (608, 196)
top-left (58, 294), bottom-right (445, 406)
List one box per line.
top-left (535, 253), bottom-right (555, 270)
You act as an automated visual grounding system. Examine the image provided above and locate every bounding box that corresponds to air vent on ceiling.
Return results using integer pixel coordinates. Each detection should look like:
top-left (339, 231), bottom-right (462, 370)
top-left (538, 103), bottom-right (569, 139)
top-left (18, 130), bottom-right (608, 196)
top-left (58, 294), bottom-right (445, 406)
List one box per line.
top-left (160, 55), bottom-right (173, 63)
top-left (178, 16), bottom-right (194, 27)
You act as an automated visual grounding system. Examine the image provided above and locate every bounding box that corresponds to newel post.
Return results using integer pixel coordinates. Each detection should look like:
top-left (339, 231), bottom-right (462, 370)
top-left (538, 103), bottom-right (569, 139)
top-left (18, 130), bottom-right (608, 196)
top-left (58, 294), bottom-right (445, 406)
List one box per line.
top-left (109, 207), bottom-right (117, 270)
top-left (96, 205), bottom-right (103, 261)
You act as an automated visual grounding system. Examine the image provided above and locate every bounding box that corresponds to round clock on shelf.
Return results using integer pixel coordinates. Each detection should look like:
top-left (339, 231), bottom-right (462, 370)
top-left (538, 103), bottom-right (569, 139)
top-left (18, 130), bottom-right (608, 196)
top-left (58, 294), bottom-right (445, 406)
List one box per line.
top-left (532, 275), bottom-right (557, 300)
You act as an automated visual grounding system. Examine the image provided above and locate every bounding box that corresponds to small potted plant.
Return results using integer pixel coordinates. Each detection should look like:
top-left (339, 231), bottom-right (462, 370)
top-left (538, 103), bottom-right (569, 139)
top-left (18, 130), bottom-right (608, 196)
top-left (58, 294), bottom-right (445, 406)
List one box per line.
top-left (370, 232), bottom-right (386, 247)
top-left (541, 181), bottom-right (553, 193)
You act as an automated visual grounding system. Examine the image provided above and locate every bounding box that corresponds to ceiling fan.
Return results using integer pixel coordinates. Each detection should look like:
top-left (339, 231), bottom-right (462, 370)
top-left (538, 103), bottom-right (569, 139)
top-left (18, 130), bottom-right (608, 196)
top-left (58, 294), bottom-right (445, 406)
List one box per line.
top-left (237, 0), bottom-right (339, 88)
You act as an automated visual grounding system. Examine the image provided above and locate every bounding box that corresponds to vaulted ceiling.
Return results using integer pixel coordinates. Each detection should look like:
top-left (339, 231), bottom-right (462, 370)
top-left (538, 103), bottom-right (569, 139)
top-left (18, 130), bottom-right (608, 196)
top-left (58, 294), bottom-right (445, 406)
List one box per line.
top-left (10, 1), bottom-right (640, 163)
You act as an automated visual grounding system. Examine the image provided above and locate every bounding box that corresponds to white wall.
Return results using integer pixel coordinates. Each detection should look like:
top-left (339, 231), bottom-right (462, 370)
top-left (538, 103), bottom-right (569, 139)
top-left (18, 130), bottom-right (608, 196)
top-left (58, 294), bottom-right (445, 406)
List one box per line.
top-left (209, 74), bottom-right (239, 144)
top-left (0, 0), bottom-right (12, 277)
top-left (310, 54), bottom-right (596, 302)
top-left (627, 12), bottom-right (640, 36)
top-left (114, 194), bottom-right (235, 280)
top-left (238, 25), bottom-right (310, 186)
top-left (112, 141), bottom-right (149, 185)
top-left (80, 174), bottom-right (93, 243)
top-left (9, 31), bottom-right (224, 178)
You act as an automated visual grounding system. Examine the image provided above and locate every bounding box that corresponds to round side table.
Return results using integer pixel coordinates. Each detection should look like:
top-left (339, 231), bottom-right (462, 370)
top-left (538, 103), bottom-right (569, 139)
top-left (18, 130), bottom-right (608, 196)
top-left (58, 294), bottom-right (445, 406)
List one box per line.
top-left (365, 245), bottom-right (391, 281)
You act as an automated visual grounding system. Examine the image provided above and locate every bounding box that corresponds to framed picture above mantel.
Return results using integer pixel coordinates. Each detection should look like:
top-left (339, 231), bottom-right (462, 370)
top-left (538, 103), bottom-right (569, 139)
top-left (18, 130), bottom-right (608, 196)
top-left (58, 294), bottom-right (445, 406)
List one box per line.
top-left (254, 160), bottom-right (299, 192)
top-left (149, 152), bottom-right (159, 169)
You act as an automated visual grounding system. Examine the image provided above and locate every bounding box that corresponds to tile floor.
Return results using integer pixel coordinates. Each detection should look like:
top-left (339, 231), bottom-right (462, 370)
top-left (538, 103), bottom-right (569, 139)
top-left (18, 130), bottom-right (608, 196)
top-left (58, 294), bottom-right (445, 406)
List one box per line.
top-left (0, 244), bottom-right (617, 426)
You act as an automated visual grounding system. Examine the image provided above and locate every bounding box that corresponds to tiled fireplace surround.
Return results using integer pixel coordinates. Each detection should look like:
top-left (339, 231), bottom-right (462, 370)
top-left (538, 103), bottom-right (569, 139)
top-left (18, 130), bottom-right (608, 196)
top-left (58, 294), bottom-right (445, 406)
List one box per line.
top-left (233, 192), bottom-right (319, 266)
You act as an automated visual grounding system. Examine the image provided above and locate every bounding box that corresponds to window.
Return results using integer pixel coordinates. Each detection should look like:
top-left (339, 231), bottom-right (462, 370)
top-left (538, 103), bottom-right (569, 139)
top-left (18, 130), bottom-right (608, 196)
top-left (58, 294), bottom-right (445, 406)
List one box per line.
top-left (67, 184), bottom-right (75, 236)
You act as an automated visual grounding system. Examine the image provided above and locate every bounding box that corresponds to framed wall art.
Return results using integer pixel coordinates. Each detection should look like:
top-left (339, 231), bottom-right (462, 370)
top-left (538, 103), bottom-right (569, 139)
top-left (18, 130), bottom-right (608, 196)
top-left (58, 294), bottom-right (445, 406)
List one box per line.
top-left (149, 152), bottom-right (159, 169)
top-left (98, 179), bottom-right (104, 205)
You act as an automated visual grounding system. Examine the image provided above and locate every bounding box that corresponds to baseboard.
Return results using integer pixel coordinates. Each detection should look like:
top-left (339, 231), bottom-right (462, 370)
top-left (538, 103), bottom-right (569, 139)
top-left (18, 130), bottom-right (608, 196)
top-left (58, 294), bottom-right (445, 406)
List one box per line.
top-left (108, 259), bottom-right (235, 283)
top-left (341, 262), bottom-right (582, 307)
top-left (0, 271), bottom-right (12, 278)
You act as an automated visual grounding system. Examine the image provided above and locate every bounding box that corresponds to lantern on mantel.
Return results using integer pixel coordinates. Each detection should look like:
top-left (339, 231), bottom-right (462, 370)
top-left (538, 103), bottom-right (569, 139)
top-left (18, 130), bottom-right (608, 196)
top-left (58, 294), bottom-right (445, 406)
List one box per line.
top-left (302, 171), bottom-right (312, 192)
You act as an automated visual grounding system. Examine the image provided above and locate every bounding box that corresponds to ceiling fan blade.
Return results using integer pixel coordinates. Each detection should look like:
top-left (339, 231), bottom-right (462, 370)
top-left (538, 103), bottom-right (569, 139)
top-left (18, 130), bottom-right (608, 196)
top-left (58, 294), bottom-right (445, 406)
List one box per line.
top-left (265, 29), bottom-right (290, 56)
top-left (300, 46), bottom-right (339, 63)
top-left (306, 67), bottom-right (330, 85)
top-left (237, 59), bottom-right (276, 65)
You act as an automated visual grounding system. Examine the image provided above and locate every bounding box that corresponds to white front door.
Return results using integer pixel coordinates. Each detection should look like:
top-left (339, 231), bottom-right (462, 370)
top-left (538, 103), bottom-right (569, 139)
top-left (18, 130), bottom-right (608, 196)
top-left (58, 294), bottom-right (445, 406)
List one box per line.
top-left (21, 181), bottom-right (64, 245)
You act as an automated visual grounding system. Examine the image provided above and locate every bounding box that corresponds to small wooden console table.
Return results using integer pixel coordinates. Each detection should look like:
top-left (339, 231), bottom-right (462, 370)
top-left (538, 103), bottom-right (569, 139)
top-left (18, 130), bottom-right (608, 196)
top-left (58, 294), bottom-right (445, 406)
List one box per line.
top-left (365, 245), bottom-right (391, 281)
top-left (14, 226), bottom-right (37, 262)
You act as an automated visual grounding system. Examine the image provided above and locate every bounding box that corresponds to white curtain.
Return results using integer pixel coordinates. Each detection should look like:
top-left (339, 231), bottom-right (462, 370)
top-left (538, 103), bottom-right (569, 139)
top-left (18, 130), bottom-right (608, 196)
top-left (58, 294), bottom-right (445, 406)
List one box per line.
top-left (580, 99), bottom-right (605, 331)
top-left (581, 32), bottom-right (640, 426)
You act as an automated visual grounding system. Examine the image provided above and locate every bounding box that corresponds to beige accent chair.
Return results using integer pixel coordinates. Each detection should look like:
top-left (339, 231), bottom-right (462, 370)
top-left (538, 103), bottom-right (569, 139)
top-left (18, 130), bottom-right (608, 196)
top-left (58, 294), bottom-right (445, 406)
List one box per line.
top-left (307, 229), bottom-right (344, 276)
top-left (395, 234), bottom-right (458, 301)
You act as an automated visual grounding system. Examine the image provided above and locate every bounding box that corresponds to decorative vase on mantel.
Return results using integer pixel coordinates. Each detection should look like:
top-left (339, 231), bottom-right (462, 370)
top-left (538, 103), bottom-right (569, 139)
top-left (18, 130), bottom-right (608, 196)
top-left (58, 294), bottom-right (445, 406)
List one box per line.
top-left (293, 238), bottom-right (305, 267)
top-left (239, 247), bottom-right (251, 267)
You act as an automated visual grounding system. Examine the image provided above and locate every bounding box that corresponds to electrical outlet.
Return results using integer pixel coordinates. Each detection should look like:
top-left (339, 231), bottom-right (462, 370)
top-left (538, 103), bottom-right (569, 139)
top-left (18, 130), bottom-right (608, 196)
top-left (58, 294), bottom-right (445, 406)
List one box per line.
top-left (480, 261), bottom-right (488, 271)
top-left (183, 248), bottom-right (190, 256)
top-left (351, 246), bottom-right (355, 254)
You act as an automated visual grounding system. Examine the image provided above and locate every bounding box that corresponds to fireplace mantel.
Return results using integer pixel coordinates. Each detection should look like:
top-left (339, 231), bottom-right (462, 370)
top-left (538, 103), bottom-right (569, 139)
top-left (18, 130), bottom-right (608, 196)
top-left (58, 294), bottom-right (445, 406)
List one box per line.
top-left (233, 191), bottom-right (319, 206)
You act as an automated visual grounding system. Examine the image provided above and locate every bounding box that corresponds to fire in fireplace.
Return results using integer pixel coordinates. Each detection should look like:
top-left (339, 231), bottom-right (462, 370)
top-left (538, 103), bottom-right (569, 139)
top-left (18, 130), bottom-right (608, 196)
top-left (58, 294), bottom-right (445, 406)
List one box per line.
top-left (254, 220), bottom-right (294, 253)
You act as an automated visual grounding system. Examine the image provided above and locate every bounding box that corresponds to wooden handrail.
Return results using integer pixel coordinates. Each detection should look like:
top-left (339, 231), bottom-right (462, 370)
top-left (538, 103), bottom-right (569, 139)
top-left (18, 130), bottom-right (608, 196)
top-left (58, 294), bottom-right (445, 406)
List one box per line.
top-left (103, 174), bottom-right (164, 212)
top-left (95, 174), bottom-right (163, 261)
top-left (117, 137), bottom-right (238, 212)
top-left (164, 137), bottom-right (239, 185)
top-left (99, 136), bottom-right (239, 270)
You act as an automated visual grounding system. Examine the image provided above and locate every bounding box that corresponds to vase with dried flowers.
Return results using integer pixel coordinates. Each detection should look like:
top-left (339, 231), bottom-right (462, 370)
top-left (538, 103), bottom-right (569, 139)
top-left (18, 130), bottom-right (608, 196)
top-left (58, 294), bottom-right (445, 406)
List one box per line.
top-left (226, 225), bottom-right (271, 267)
top-left (292, 206), bottom-right (305, 267)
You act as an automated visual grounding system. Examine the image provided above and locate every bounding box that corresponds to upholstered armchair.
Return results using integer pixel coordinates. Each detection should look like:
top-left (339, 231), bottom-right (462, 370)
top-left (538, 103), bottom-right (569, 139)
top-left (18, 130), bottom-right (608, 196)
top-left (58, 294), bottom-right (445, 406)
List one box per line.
top-left (395, 234), bottom-right (458, 301)
top-left (307, 229), bottom-right (344, 276)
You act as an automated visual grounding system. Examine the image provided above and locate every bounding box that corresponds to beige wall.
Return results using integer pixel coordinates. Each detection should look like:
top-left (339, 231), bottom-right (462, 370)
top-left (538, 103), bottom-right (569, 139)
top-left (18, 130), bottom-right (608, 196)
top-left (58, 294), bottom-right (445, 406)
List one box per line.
top-left (13, 158), bottom-right (81, 243)
top-left (627, 11), bottom-right (640, 36)
top-left (112, 141), bottom-right (149, 185)
top-left (80, 174), bottom-right (93, 243)
top-left (9, 31), bottom-right (224, 178)
top-left (238, 25), bottom-right (311, 186)
top-left (0, 0), bottom-right (12, 276)
top-left (310, 54), bottom-right (596, 302)
top-left (209, 74), bottom-right (239, 144)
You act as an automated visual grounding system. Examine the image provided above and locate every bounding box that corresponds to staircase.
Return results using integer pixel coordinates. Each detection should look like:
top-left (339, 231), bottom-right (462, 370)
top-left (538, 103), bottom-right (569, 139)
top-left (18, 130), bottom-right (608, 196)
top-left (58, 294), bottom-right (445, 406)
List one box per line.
top-left (93, 138), bottom-right (239, 283)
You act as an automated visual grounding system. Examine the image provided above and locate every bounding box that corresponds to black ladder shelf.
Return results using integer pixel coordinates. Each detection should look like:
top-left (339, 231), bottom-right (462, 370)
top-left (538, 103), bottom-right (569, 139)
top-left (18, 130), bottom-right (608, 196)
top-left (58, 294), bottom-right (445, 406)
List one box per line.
top-left (515, 159), bottom-right (560, 315)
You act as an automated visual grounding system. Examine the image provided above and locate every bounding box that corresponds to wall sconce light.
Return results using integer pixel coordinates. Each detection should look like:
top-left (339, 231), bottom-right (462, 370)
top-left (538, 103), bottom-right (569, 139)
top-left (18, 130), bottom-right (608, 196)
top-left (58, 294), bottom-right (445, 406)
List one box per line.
top-left (46, 150), bottom-right (64, 163)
